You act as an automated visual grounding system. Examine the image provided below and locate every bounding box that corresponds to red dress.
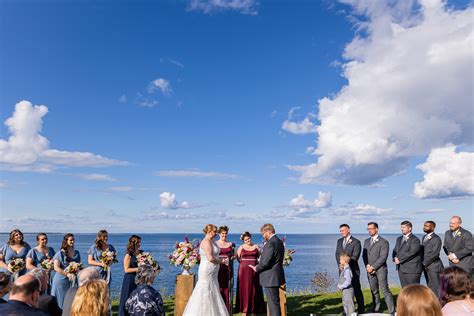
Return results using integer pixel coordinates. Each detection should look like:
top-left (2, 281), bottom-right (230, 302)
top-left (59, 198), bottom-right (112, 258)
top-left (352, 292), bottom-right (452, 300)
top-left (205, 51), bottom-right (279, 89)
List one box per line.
top-left (218, 245), bottom-right (233, 312)
top-left (236, 247), bottom-right (266, 313)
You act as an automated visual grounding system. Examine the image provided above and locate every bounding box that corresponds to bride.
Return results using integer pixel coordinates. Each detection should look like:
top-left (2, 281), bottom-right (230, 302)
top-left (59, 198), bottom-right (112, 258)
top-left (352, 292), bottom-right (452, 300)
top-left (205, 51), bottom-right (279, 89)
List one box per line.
top-left (183, 224), bottom-right (230, 316)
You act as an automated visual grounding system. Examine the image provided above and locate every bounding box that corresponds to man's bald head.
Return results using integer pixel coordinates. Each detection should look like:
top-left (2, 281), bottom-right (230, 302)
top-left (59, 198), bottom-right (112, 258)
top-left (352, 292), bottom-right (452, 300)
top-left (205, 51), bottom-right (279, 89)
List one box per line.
top-left (10, 275), bottom-right (41, 307)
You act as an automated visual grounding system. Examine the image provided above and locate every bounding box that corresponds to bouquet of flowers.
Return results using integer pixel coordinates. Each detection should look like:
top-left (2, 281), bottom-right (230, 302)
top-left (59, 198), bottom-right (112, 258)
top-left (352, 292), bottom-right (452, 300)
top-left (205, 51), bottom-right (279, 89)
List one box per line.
top-left (64, 262), bottom-right (83, 275)
top-left (168, 236), bottom-right (201, 271)
top-left (40, 258), bottom-right (54, 271)
top-left (100, 248), bottom-right (118, 271)
top-left (281, 236), bottom-right (296, 267)
top-left (8, 258), bottom-right (25, 273)
top-left (137, 251), bottom-right (161, 273)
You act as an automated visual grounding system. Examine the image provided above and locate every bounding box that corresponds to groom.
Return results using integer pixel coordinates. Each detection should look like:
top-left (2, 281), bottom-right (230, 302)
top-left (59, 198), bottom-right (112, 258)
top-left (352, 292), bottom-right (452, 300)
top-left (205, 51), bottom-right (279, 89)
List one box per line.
top-left (250, 223), bottom-right (285, 316)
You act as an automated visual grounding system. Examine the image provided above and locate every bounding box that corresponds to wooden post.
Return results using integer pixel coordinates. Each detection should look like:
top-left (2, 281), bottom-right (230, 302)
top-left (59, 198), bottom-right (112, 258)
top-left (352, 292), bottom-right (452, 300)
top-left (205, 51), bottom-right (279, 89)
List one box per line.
top-left (174, 274), bottom-right (197, 316)
top-left (266, 284), bottom-right (287, 316)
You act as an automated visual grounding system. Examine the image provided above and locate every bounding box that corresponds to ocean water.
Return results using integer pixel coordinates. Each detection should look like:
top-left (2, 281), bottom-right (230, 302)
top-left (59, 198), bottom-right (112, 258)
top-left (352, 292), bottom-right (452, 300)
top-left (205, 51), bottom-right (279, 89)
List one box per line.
top-left (0, 233), bottom-right (449, 299)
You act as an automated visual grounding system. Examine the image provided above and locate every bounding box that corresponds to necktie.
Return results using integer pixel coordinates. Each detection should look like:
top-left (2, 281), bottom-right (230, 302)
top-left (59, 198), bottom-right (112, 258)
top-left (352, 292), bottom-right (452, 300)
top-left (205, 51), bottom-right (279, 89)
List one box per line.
top-left (343, 238), bottom-right (347, 249)
top-left (370, 238), bottom-right (375, 245)
top-left (452, 231), bottom-right (456, 238)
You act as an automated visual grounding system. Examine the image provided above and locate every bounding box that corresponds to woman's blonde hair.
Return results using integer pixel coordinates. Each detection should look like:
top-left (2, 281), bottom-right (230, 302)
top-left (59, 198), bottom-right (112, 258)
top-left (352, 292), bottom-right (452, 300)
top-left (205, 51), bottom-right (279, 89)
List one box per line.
top-left (71, 279), bottom-right (110, 316)
top-left (203, 224), bottom-right (217, 234)
top-left (396, 284), bottom-right (442, 316)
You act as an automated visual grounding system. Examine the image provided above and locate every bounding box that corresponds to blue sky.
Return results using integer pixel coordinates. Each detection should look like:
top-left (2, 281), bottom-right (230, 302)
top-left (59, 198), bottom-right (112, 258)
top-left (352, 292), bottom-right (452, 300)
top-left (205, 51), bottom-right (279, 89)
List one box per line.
top-left (1, 0), bottom-right (472, 234)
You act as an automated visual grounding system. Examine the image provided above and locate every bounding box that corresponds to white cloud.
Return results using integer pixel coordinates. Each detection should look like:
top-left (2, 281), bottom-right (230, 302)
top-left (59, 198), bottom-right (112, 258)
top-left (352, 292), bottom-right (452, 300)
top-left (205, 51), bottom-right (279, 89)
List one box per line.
top-left (332, 204), bottom-right (393, 219)
top-left (235, 202), bottom-right (245, 207)
top-left (155, 170), bottom-right (240, 179)
top-left (187, 0), bottom-right (258, 15)
top-left (148, 78), bottom-right (171, 95)
top-left (118, 95), bottom-right (127, 103)
top-left (289, 1), bottom-right (473, 185)
top-left (289, 191), bottom-right (332, 217)
top-left (0, 101), bottom-right (129, 172)
top-left (77, 173), bottom-right (117, 182)
top-left (414, 145), bottom-right (474, 199)
top-left (159, 191), bottom-right (200, 209)
top-left (282, 117), bottom-right (318, 135)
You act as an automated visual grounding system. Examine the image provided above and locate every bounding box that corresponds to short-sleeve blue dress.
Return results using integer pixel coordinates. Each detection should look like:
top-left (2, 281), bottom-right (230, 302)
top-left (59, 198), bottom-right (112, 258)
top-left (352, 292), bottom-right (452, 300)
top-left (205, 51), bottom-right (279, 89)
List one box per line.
top-left (0, 243), bottom-right (31, 276)
top-left (87, 243), bottom-right (117, 283)
top-left (26, 247), bottom-right (56, 293)
top-left (50, 249), bottom-right (81, 309)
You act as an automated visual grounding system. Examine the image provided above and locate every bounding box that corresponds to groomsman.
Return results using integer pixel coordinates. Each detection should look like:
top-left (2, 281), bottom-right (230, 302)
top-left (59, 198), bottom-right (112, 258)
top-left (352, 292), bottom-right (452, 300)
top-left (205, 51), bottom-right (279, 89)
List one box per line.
top-left (421, 221), bottom-right (444, 295)
top-left (362, 222), bottom-right (395, 314)
top-left (443, 216), bottom-right (473, 274)
top-left (392, 220), bottom-right (422, 287)
top-left (335, 224), bottom-right (364, 314)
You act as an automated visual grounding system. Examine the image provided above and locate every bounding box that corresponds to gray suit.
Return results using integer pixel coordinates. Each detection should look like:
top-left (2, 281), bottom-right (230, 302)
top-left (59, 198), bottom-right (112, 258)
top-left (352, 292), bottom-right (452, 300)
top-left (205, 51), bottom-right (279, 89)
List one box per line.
top-left (256, 235), bottom-right (285, 316)
top-left (422, 233), bottom-right (444, 295)
top-left (443, 227), bottom-right (473, 274)
top-left (363, 236), bottom-right (395, 314)
top-left (392, 234), bottom-right (422, 287)
top-left (335, 236), bottom-right (364, 313)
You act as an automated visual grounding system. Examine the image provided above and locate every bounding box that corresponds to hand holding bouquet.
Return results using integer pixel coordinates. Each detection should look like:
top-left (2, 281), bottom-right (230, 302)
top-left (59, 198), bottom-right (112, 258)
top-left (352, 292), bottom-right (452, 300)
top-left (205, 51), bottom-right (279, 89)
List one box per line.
top-left (281, 236), bottom-right (296, 267)
top-left (137, 252), bottom-right (161, 273)
top-left (100, 248), bottom-right (118, 271)
top-left (40, 258), bottom-right (54, 271)
top-left (8, 258), bottom-right (25, 273)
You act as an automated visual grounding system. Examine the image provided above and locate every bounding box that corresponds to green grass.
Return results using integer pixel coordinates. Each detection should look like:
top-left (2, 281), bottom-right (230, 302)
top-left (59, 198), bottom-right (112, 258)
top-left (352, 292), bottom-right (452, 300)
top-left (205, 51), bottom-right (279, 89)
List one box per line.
top-left (112, 287), bottom-right (400, 315)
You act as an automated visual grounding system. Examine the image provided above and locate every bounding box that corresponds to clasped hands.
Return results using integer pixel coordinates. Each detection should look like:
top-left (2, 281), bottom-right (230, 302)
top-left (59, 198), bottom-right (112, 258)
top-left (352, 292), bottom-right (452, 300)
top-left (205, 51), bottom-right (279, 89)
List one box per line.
top-left (447, 253), bottom-right (460, 264)
top-left (366, 264), bottom-right (376, 274)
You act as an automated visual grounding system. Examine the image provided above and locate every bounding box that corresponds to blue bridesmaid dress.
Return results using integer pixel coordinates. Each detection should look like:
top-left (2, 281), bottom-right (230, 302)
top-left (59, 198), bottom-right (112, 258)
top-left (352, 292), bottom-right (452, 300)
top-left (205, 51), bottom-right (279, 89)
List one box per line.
top-left (50, 249), bottom-right (81, 309)
top-left (119, 252), bottom-right (138, 316)
top-left (88, 243), bottom-right (117, 284)
top-left (0, 243), bottom-right (31, 276)
top-left (26, 247), bottom-right (56, 293)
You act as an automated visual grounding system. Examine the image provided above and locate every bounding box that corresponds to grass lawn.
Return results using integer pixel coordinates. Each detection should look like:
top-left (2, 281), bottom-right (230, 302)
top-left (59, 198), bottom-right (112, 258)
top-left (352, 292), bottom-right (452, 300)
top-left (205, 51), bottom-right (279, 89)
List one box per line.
top-left (112, 287), bottom-right (400, 315)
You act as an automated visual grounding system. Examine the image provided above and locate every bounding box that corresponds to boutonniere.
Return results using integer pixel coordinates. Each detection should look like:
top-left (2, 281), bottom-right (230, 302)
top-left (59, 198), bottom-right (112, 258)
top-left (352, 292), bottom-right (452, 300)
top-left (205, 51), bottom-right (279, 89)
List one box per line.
top-left (348, 239), bottom-right (353, 244)
top-left (374, 238), bottom-right (379, 243)
top-left (427, 235), bottom-right (432, 241)
top-left (456, 231), bottom-right (462, 237)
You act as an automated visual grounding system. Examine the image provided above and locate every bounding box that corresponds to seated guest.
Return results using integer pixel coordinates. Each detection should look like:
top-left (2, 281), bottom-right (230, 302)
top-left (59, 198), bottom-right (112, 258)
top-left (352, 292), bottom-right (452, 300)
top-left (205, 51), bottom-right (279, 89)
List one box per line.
top-left (28, 268), bottom-right (62, 316)
top-left (0, 271), bottom-right (11, 303)
top-left (439, 266), bottom-right (474, 315)
top-left (0, 274), bottom-right (47, 315)
top-left (62, 267), bottom-right (100, 316)
top-left (70, 279), bottom-right (109, 316)
top-left (396, 284), bottom-right (442, 316)
top-left (125, 264), bottom-right (164, 316)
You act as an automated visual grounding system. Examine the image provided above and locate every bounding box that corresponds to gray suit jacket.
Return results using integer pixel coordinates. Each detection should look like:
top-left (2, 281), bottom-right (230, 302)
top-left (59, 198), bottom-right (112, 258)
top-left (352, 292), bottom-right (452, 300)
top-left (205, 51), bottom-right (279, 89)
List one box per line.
top-left (421, 233), bottom-right (444, 271)
top-left (392, 234), bottom-right (422, 274)
top-left (443, 227), bottom-right (473, 272)
top-left (256, 235), bottom-right (285, 287)
top-left (335, 236), bottom-right (361, 275)
top-left (363, 236), bottom-right (389, 271)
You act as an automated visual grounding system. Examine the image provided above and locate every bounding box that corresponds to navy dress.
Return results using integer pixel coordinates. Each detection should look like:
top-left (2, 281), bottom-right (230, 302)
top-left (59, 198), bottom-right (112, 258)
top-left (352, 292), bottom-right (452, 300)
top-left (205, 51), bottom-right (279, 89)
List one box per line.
top-left (119, 252), bottom-right (138, 316)
top-left (26, 247), bottom-right (56, 294)
top-left (0, 243), bottom-right (31, 276)
top-left (87, 244), bottom-right (116, 283)
top-left (50, 249), bottom-right (81, 309)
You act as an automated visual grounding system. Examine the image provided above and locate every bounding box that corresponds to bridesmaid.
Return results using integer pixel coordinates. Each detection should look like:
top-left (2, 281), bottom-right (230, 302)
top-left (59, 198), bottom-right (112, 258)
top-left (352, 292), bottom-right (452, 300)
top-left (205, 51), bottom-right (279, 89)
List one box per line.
top-left (217, 225), bottom-right (234, 314)
top-left (0, 229), bottom-right (31, 277)
top-left (119, 234), bottom-right (141, 316)
top-left (87, 229), bottom-right (117, 284)
top-left (236, 232), bottom-right (265, 316)
top-left (51, 233), bottom-right (81, 309)
top-left (26, 233), bottom-right (55, 293)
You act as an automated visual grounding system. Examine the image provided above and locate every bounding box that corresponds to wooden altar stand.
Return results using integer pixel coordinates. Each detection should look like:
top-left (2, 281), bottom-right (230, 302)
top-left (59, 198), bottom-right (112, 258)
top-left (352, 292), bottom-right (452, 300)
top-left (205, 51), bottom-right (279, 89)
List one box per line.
top-left (174, 274), bottom-right (197, 316)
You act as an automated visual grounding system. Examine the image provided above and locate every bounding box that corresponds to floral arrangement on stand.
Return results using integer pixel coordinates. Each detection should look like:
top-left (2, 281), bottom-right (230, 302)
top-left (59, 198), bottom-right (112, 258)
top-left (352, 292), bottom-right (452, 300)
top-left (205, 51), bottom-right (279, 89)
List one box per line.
top-left (168, 236), bottom-right (201, 275)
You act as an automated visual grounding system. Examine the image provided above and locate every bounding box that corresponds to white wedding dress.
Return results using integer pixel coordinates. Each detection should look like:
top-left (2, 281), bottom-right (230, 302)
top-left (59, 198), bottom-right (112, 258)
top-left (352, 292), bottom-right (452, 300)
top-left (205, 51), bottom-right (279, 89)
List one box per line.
top-left (183, 240), bottom-right (229, 316)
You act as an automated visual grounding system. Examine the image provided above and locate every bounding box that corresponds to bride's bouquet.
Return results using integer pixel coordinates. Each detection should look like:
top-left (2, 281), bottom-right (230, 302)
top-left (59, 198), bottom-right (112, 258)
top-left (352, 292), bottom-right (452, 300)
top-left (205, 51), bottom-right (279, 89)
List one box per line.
top-left (100, 248), bottom-right (118, 271)
top-left (169, 236), bottom-right (200, 274)
top-left (281, 236), bottom-right (296, 267)
top-left (40, 258), bottom-right (54, 271)
top-left (137, 251), bottom-right (161, 273)
top-left (64, 262), bottom-right (83, 275)
top-left (8, 258), bottom-right (25, 273)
